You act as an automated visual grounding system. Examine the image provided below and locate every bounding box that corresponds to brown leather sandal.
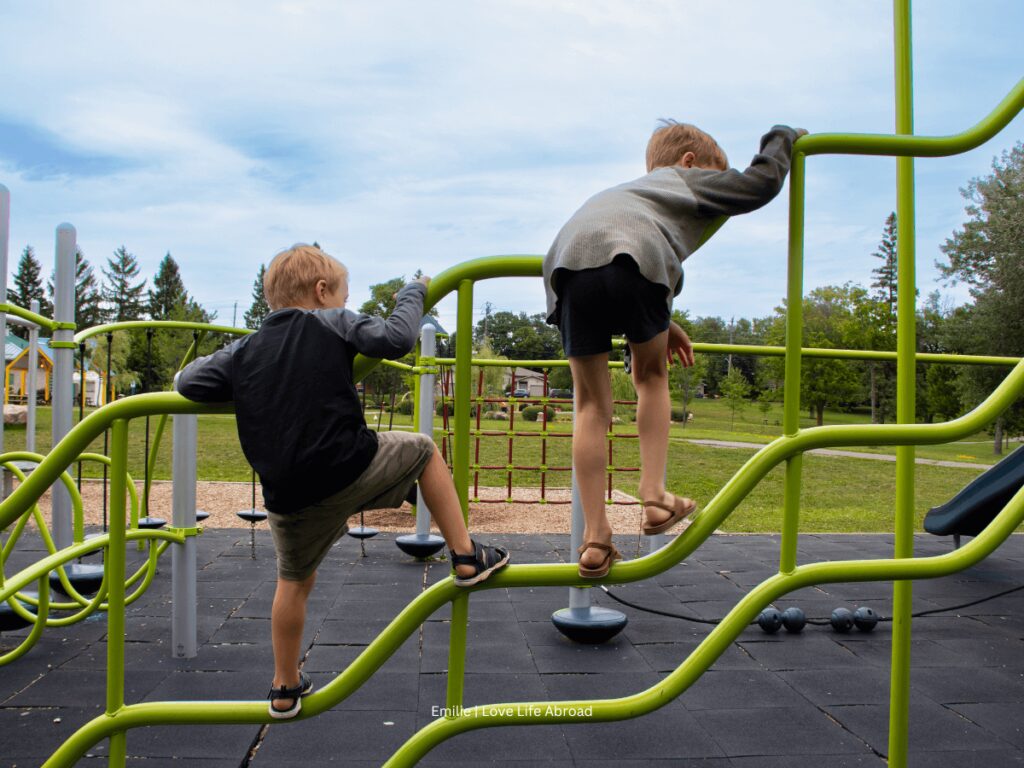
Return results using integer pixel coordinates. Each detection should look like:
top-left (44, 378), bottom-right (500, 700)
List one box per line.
top-left (577, 541), bottom-right (623, 579)
top-left (642, 495), bottom-right (697, 535)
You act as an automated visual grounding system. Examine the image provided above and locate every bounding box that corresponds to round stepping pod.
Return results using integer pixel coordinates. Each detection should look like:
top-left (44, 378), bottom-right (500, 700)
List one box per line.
top-left (757, 607), bottom-right (783, 634)
top-left (830, 607), bottom-right (855, 633)
top-left (551, 606), bottom-right (627, 644)
top-left (781, 606), bottom-right (806, 633)
top-left (235, 510), bottom-right (267, 524)
top-left (853, 606), bottom-right (879, 632)
top-left (195, 510), bottom-right (210, 522)
top-left (347, 526), bottom-right (379, 540)
top-left (137, 517), bottom-right (167, 529)
top-left (395, 533), bottom-right (445, 558)
top-left (49, 563), bottom-right (105, 597)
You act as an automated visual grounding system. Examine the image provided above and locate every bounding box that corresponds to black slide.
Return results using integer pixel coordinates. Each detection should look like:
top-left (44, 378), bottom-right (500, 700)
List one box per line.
top-left (924, 446), bottom-right (1024, 537)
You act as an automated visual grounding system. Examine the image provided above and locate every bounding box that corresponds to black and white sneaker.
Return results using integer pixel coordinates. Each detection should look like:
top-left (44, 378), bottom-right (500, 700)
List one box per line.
top-left (450, 539), bottom-right (511, 587)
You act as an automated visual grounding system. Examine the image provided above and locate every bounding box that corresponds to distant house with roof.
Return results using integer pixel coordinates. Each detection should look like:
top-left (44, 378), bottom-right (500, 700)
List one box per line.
top-left (4, 334), bottom-right (53, 404)
top-left (4, 335), bottom-right (108, 406)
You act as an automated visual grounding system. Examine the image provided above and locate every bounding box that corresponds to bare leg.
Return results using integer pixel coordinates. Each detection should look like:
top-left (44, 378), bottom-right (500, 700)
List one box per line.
top-left (629, 330), bottom-right (682, 526)
top-left (271, 572), bottom-right (316, 709)
top-left (417, 447), bottom-right (477, 578)
top-left (568, 353), bottom-right (614, 570)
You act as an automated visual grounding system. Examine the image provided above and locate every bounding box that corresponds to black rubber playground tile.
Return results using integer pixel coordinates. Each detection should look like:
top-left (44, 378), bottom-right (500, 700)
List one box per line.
top-left (529, 638), bottom-right (651, 675)
top-left (693, 704), bottom-right (872, 757)
top-left (729, 755), bottom-right (885, 767)
top-left (560, 706), bottom-right (724, 760)
top-left (824, 698), bottom-right (1012, 755)
top-left (737, 634), bottom-right (864, 670)
top-left (633, 640), bottom-right (762, 672)
top-left (0, 705), bottom-right (106, 762)
top-left (127, 721), bottom-right (262, 760)
top-left (948, 702), bottom-right (1024, 749)
top-left (776, 665), bottom-right (894, 707)
top-left (256, 708), bottom-right (418, 763)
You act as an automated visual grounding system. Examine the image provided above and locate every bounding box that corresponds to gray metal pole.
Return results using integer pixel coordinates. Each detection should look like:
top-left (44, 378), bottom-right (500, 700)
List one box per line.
top-left (171, 412), bottom-right (198, 658)
top-left (0, 184), bottom-right (9, 496)
top-left (26, 299), bottom-right (39, 453)
top-left (568, 467), bottom-right (589, 610)
top-left (415, 325), bottom-right (436, 534)
top-left (52, 223), bottom-right (76, 549)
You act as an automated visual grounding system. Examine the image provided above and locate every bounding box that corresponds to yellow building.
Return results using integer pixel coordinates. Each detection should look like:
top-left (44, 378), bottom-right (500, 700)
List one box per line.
top-left (4, 334), bottom-right (52, 405)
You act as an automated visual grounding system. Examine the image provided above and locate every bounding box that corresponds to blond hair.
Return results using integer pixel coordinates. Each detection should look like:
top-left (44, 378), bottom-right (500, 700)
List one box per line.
top-left (646, 120), bottom-right (728, 172)
top-left (264, 244), bottom-right (348, 310)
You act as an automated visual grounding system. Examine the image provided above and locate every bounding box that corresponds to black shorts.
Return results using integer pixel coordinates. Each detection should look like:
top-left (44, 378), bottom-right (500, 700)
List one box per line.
top-left (554, 254), bottom-right (671, 358)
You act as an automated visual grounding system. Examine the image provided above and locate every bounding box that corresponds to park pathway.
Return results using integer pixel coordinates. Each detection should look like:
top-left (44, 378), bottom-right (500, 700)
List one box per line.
top-left (682, 438), bottom-right (992, 470)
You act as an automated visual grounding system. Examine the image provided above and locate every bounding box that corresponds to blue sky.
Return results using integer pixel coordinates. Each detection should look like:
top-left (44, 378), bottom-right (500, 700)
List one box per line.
top-left (1, 1), bottom-right (1022, 335)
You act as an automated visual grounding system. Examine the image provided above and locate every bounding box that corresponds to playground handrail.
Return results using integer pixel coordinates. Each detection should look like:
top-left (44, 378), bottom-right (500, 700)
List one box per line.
top-left (73, 319), bottom-right (252, 344)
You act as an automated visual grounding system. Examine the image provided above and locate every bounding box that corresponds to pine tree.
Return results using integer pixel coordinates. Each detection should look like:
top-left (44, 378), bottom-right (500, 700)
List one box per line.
top-left (47, 248), bottom-right (104, 332)
top-left (869, 213), bottom-right (899, 424)
top-left (101, 246), bottom-right (147, 322)
top-left (148, 252), bottom-right (187, 320)
top-left (74, 248), bottom-right (105, 331)
top-left (8, 246), bottom-right (51, 337)
top-left (243, 264), bottom-right (269, 329)
top-left (871, 212), bottom-right (898, 326)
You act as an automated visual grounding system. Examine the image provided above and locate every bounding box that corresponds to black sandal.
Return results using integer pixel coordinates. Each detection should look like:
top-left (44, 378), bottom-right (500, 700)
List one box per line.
top-left (267, 670), bottom-right (314, 720)
top-left (449, 539), bottom-right (510, 587)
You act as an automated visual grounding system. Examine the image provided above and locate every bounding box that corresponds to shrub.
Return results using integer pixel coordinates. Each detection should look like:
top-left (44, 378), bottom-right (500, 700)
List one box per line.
top-left (395, 396), bottom-right (415, 415)
top-left (436, 401), bottom-right (478, 418)
top-left (670, 406), bottom-right (691, 422)
top-left (521, 405), bottom-right (557, 422)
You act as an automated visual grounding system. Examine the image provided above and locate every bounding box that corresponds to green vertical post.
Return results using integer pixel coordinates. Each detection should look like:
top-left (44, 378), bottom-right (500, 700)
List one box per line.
top-left (888, 0), bottom-right (916, 765)
top-left (446, 279), bottom-right (474, 711)
top-left (780, 151), bottom-right (806, 574)
top-left (106, 418), bottom-right (129, 766)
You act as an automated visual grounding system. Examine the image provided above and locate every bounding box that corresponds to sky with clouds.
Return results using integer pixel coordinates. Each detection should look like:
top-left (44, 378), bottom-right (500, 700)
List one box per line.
top-left (1, 1), bottom-right (1022, 335)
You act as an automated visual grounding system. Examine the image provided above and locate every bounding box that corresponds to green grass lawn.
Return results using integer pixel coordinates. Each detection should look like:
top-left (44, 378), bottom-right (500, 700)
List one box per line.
top-left (1, 401), bottom-right (1010, 533)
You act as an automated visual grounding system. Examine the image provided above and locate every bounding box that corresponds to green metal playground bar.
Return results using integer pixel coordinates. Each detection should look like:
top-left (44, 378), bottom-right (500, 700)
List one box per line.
top-left (2, 2), bottom-right (1024, 764)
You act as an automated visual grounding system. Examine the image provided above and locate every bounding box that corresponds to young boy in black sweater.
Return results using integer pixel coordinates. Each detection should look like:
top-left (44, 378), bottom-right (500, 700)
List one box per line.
top-left (177, 244), bottom-right (509, 719)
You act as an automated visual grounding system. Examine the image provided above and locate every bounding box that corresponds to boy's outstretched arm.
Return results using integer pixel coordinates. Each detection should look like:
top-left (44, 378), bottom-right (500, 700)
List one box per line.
top-left (334, 278), bottom-right (428, 360)
top-left (687, 126), bottom-right (804, 217)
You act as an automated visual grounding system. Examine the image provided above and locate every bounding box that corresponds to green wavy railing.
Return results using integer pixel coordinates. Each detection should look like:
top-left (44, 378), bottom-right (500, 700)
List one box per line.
top-left (2, 3), bottom-right (1023, 763)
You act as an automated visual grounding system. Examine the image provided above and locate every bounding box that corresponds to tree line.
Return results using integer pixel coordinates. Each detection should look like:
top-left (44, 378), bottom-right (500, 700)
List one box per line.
top-left (7, 245), bottom-right (219, 395)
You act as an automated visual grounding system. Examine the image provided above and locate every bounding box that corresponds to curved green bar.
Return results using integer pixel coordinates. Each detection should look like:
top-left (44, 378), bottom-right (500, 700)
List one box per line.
top-left (796, 77), bottom-right (1024, 158)
top-left (74, 319), bottom-right (251, 344)
top-left (0, 301), bottom-right (62, 330)
top-left (0, 393), bottom-right (232, 531)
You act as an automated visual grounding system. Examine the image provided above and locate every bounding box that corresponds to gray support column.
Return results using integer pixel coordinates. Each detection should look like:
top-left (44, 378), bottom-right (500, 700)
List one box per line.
top-left (415, 325), bottom-right (436, 534)
top-left (0, 185), bottom-right (9, 494)
top-left (26, 300), bottom-right (39, 453)
top-left (171, 412), bottom-right (198, 658)
top-left (52, 223), bottom-right (76, 549)
top-left (394, 323), bottom-right (446, 559)
top-left (551, 394), bottom-right (627, 642)
top-left (567, 469), bottom-right (589, 610)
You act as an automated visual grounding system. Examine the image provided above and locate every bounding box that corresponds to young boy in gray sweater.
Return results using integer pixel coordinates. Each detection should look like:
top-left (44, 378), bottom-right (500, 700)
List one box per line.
top-left (177, 245), bottom-right (509, 719)
top-left (543, 121), bottom-right (804, 578)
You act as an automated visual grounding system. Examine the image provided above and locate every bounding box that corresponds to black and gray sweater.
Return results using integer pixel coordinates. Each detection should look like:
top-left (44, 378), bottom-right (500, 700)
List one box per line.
top-left (543, 125), bottom-right (798, 322)
top-left (176, 282), bottom-right (427, 513)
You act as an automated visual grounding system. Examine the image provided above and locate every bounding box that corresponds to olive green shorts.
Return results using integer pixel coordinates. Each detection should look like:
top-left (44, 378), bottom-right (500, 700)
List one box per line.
top-left (267, 431), bottom-right (436, 581)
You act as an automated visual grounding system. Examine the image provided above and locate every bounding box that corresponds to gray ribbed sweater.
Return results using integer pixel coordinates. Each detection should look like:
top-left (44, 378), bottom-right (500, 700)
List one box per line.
top-left (543, 126), bottom-right (798, 323)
